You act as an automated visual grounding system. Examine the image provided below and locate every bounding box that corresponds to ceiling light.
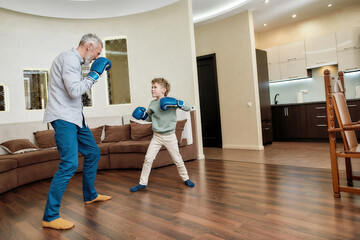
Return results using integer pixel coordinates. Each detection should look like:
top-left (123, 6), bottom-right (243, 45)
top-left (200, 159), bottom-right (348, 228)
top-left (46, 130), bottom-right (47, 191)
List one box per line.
top-left (264, 0), bottom-right (269, 3)
top-left (264, 23), bottom-right (267, 27)
top-left (292, 14), bottom-right (297, 18)
top-left (328, 3), bottom-right (332, 7)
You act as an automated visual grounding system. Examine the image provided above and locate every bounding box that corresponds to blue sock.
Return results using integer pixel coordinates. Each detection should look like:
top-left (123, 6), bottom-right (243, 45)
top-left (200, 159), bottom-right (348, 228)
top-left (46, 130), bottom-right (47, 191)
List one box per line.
top-left (185, 179), bottom-right (195, 187)
top-left (130, 184), bottom-right (147, 192)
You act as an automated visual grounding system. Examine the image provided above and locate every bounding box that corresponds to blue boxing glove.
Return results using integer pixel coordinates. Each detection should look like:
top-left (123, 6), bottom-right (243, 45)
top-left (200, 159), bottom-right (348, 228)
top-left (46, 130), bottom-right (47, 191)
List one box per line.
top-left (87, 57), bottom-right (112, 81)
top-left (132, 107), bottom-right (148, 120)
top-left (160, 97), bottom-right (184, 111)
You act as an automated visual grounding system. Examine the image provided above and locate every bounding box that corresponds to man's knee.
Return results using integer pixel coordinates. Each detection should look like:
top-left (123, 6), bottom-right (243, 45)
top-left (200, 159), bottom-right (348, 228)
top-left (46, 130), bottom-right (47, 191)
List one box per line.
top-left (85, 147), bottom-right (100, 162)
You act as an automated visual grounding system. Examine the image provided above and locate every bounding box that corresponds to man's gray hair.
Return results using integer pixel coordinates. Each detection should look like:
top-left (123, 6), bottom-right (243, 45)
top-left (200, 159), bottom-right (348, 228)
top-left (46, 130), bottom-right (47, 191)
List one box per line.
top-left (79, 33), bottom-right (103, 48)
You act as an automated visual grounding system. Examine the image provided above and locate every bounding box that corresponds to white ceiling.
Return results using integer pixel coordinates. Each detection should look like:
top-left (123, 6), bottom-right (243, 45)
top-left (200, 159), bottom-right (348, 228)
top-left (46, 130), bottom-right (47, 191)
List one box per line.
top-left (0, 0), bottom-right (359, 31)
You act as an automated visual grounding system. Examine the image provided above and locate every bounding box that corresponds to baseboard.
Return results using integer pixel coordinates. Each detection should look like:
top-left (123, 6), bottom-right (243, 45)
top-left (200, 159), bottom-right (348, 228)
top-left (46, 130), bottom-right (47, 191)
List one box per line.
top-left (222, 144), bottom-right (264, 150)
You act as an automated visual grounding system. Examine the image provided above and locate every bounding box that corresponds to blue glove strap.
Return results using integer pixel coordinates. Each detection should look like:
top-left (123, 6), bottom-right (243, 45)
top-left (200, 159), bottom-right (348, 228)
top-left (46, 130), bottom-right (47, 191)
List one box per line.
top-left (142, 112), bottom-right (149, 120)
top-left (88, 71), bottom-right (100, 81)
top-left (177, 100), bottom-right (184, 109)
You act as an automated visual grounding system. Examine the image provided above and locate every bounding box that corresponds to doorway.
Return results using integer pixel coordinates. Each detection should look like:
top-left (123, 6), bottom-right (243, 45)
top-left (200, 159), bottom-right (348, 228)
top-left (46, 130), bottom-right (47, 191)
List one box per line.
top-left (197, 54), bottom-right (222, 148)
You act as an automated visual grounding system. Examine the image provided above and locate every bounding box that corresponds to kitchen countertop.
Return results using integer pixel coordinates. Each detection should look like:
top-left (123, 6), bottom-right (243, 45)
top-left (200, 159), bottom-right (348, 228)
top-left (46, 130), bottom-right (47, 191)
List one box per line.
top-left (271, 98), bottom-right (360, 107)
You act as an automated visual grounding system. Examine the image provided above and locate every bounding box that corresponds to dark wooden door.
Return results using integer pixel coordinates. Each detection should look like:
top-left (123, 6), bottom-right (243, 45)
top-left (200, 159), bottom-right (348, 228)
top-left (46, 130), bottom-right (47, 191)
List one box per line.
top-left (197, 54), bottom-right (222, 148)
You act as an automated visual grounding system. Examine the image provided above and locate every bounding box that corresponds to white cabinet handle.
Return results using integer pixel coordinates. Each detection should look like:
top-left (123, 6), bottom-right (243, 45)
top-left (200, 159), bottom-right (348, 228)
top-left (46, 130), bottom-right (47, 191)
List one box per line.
top-left (345, 67), bottom-right (358, 71)
top-left (316, 116), bottom-right (326, 118)
top-left (348, 104), bottom-right (357, 107)
top-left (344, 46), bottom-right (356, 50)
top-left (315, 106), bottom-right (326, 109)
top-left (317, 124), bottom-right (327, 127)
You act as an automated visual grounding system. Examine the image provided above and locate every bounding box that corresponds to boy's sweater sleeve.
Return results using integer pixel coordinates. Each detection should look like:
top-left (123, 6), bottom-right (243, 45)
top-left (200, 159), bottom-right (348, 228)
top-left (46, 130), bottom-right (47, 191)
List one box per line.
top-left (145, 104), bottom-right (153, 122)
top-left (182, 101), bottom-right (192, 111)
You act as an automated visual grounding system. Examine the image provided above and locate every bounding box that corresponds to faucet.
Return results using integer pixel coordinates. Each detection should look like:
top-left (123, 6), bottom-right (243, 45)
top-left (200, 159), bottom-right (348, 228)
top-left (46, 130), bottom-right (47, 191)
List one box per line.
top-left (274, 94), bottom-right (279, 105)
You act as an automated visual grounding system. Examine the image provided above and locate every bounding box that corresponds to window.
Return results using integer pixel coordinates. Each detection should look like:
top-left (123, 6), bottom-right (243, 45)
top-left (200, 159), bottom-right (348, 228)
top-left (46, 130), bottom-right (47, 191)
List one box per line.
top-left (0, 85), bottom-right (7, 111)
top-left (81, 65), bottom-right (93, 107)
top-left (23, 70), bottom-right (49, 110)
top-left (104, 37), bottom-right (131, 105)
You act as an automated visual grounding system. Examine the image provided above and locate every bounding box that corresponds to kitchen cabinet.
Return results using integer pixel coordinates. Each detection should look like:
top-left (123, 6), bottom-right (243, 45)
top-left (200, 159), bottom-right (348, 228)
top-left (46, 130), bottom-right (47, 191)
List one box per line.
top-left (280, 59), bottom-right (308, 80)
top-left (336, 26), bottom-right (360, 52)
top-left (272, 100), bottom-right (360, 141)
top-left (279, 41), bottom-right (305, 63)
top-left (264, 46), bottom-right (280, 64)
top-left (336, 27), bottom-right (360, 72)
top-left (272, 105), bottom-right (307, 140)
top-left (256, 49), bottom-right (273, 145)
top-left (305, 33), bottom-right (337, 69)
top-left (277, 41), bottom-right (309, 80)
top-left (267, 63), bottom-right (281, 81)
top-left (264, 46), bottom-right (281, 82)
top-left (305, 103), bottom-right (328, 139)
top-left (337, 48), bottom-right (360, 72)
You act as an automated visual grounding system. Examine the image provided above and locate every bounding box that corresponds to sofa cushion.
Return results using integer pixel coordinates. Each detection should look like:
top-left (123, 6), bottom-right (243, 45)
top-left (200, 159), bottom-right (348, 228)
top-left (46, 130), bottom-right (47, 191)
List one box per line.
top-left (90, 126), bottom-right (103, 144)
top-left (103, 124), bottom-right (131, 143)
top-left (130, 121), bottom-right (153, 140)
top-left (10, 148), bottom-right (60, 167)
top-left (0, 159), bottom-right (17, 173)
top-left (175, 119), bottom-right (187, 143)
top-left (109, 140), bottom-right (152, 153)
top-left (0, 139), bottom-right (39, 154)
top-left (98, 142), bottom-right (112, 155)
top-left (34, 130), bottom-right (56, 149)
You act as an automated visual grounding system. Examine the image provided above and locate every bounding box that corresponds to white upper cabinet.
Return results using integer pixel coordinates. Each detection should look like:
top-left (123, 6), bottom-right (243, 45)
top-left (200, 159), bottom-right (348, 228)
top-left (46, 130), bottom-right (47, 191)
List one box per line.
top-left (305, 33), bottom-right (337, 69)
top-left (336, 26), bottom-right (360, 72)
top-left (336, 26), bottom-right (360, 52)
top-left (279, 41), bottom-right (305, 62)
top-left (280, 59), bottom-right (308, 80)
top-left (268, 63), bottom-right (281, 82)
top-left (337, 48), bottom-right (360, 72)
top-left (264, 46), bottom-right (281, 81)
top-left (264, 46), bottom-right (280, 64)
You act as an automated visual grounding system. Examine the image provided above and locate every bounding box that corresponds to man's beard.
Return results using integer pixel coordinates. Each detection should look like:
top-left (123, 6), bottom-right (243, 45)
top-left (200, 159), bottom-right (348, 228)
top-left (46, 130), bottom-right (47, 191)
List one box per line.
top-left (84, 55), bottom-right (93, 66)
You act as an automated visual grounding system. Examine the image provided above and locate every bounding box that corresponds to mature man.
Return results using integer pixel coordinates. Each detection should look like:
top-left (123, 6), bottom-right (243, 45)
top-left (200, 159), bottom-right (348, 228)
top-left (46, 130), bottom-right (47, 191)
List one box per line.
top-left (42, 33), bottom-right (112, 230)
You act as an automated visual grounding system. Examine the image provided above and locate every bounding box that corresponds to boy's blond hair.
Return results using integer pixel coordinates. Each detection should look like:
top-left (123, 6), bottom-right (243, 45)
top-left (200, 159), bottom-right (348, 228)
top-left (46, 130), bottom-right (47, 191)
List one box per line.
top-left (152, 78), bottom-right (170, 97)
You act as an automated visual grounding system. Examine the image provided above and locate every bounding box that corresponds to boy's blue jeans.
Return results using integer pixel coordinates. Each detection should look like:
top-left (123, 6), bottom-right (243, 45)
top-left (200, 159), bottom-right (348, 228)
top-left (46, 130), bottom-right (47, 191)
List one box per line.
top-left (43, 119), bottom-right (100, 222)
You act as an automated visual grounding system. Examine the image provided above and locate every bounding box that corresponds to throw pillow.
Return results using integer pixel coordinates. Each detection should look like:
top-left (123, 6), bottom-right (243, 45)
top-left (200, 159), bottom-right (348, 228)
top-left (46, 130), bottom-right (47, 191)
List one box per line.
top-left (90, 126), bottom-right (103, 144)
top-left (103, 124), bottom-right (131, 143)
top-left (175, 119), bottom-right (187, 143)
top-left (33, 130), bottom-right (56, 149)
top-left (130, 120), bottom-right (153, 140)
top-left (0, 139), bottom-right (39, 154)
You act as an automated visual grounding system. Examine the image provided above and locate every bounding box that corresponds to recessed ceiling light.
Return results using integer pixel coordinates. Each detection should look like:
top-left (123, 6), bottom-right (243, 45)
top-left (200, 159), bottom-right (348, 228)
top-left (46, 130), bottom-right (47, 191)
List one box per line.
top-left (264, 0), bottom-right (269, 3)
top-left (264, 23), bottom-right (267, 27)
top-left (292, 14), bottom-right (297, 18)
top-left (328, 3), bottom-right (332, 7)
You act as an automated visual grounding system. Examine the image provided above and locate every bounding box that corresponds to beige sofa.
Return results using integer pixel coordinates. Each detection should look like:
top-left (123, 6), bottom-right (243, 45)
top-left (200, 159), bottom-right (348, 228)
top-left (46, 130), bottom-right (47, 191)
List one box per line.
top-left (0, 111), bottom-right (197, 194)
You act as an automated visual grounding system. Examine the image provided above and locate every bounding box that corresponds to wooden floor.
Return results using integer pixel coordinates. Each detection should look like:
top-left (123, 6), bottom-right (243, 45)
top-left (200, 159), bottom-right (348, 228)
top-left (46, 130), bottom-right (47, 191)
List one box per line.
top-left (1, 142), bottom-right (360, 240)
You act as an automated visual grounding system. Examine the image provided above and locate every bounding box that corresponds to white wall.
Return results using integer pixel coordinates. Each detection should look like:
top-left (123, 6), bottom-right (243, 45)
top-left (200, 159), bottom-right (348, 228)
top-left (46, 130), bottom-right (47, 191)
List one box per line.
top-left (0, 0), bottom-right (204, 158)
top-left (195, 11), bottom-right (263, 150)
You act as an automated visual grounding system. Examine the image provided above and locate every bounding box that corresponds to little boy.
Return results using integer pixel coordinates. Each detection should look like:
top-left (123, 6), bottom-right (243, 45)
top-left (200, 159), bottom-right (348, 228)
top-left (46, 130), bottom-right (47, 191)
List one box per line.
top-left (130, 78), bottom-right (195, 192)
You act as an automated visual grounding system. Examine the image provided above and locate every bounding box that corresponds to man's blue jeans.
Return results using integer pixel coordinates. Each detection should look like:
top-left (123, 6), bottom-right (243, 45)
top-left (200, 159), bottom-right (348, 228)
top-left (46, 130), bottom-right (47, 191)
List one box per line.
top-left (43, 119), bottom-right (100, 222)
